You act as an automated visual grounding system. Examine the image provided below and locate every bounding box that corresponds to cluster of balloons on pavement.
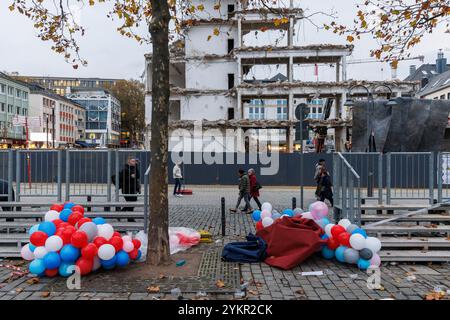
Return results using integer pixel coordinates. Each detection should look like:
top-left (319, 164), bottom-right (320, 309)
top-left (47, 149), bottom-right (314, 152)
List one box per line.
top-left (20, 203), bottom-right (142, 277)
top-left (252, 201), bottom-right (382, 270)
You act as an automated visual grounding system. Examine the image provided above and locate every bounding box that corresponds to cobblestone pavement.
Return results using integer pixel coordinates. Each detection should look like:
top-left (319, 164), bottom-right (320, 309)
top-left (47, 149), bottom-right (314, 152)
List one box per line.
top-left (1, 190), bottom-right (449, 300)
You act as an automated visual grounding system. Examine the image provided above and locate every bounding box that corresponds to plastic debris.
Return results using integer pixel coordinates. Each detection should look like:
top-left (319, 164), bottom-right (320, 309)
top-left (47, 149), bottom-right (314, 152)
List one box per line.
top-left (300, 271), bottom-right (324, 276)
top-left (170, 288), bottom-right (182, 299)
top-left (234, 290), bottom-right (246, 299)
top-left (176, 259), bottom-right (186, 267)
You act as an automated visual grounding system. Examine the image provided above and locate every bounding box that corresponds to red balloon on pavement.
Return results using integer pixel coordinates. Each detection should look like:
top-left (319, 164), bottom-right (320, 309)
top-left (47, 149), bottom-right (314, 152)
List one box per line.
top-left (93, 236), bottom-right (108, 248)
top-left (331, 225), bottom-right (346, 239)
top-left (30, 231), bottom-right (48, 247)
top-left (68, 212), bottom-right (83, 226)
top-left (327, 237), bottom-right (340, 250)
top-left (58, 228), bottom-right (73, 244)
top-left (77, 217), bottom-right (92, 228)
top-left (255, 221), bottom-right (264, 232)
top-left (113, 231), bottom-right (121, 238)
top-left (45, 268), bottom-right (59, 277)
top-left (81, 243), bottom-right (98, 259)
top-left (109, 236), bottom-right (124, 252)
top-left (76, 257), bottom-right (93, 275)
top-left (71, 231), bottom-right (88, 248)
top-left (71, 205), bottom-right (85, 215)
top-left (58, 222), bottom-right (70, 229)
top-left (338, 232), bottom-right (351, 247)
top-left (132, 239), bottom-right (141, 249)
top-left (50, 204), bottom-right (64, 212)
top-left (129, 249), bottom-right (139, 260)
top-left (52, 219), bottom-right (63, 228)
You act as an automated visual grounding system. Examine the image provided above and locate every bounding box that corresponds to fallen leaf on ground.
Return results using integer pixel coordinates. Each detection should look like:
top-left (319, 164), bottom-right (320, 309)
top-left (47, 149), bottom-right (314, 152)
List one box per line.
top-left (15, 287), bottom-right (23, 293)
top-left (424, 291), bottom-right (445, 300)
top-left (158, 273), bottom-right (166, 279)
top-left (375, 286), bottom-right (385, 291)
top-left (40, 291), bottom-right (51, 298)
top-left (248, 290), bottom-right (259, 296)
top-left (216, 280), bottom-right (225, 288)
top-left (147, 286), bottom-right (160, 293)
top-left (26, 277), bottom-right (40, 285)
top-left (295, 289), bottom-right (305, 295)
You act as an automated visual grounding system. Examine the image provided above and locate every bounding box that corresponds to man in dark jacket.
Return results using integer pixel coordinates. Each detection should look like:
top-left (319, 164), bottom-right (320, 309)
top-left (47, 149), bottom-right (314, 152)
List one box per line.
top-left (0, 179), bottom-right (14, 221)
top-left (229, 169), bottom-right (252, 214)
top-left (118, 157), bottom-right (140, 216)
top-left (318, 167), bottom-right (333, 206)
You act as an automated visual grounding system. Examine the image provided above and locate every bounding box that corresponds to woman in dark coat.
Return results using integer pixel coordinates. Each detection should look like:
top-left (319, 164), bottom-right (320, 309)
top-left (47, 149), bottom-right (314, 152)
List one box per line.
top-left (119, 157), bottom-right (140, 213)
top-left (247, 168), bottom-right (262, 211)
top-left (318, 167), bottom-right (333, 207)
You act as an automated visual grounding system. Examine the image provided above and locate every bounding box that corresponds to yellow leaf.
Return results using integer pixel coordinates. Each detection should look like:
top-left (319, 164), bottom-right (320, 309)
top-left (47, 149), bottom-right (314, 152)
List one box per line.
top-left (213, 27), bottom-right (220, 36)
top-left (347, 35), bottom-right (355, 43)
top-left (89, 0), bottom-right (95, 6)
top-left (207, 35), bottom-right (212, 41)
top-left (8, 5), bottom-right (15, 11)
top-left (197, 4), bottom-right (205, 11)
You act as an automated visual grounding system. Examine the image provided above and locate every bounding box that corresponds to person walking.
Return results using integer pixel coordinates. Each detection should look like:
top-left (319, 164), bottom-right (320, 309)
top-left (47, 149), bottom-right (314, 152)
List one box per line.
top-left (318, 166), bottom-right (334, 206)
top-left (314, 158), bottom-right (326, 200)
top-left (173, 161), bottom-right (183, 197)
top-left (117, 157), bottom-right (140, 220)
top-left (229, 169), bottom-right (252, 214)
top-left (247, 168), bottom-right (262, 210)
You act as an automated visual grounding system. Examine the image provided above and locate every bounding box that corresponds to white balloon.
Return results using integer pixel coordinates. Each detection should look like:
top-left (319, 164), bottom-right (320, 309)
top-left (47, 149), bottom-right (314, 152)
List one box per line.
top-left (44, 210), bottom-right (60, 222)
top-left (324, 224), bottom-right (334, 238)
top-left (261, 210), bottom-right (271, 219)
top-left (261, 202), bottom-right (272, 212)
top-left (92, 256), bottom-right (101, 271)
top-left (349, 234), bottom-right (366, 250)
top-left (262, 217), bottom-right (274, 228)
top-left (302, 212), bottom-right (314, 220)
top-left (45, 235), bottom-right (63, 252)
top-left (97, 224), bottom-right (114, 240)
top-left (338, 219), bottom-right (352, 229)
top-left (33, 246), bottom-right (48, 259)
top-left (365, 237), bottom-right (382, 254)
top-left (21, 244), bottom-right (34, 261)
top-left (79, 222), bottom-right (98, 242)
top-left (98, 244), bottom-right (115, 260)
top-left (123, 241), bottom-right (134, 253)
top-left (122, 235), bottom-right (132, 243)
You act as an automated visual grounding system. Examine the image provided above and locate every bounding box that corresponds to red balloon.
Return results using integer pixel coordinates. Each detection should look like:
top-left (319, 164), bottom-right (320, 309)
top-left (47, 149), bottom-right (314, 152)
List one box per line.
top-left (113, 231), bottom-right (121, 238)
top-left (338, 232), bottom-right (351, 247)
top-left (81, 243), bottom-right (98, 259)
top-left (93, 236), bottom-right (108, 248)
top-left (45, 268), bottom-right (59, 277)
top-left (58, 228), bottom-right (73, 244)
top-left (58, 222), bottom-right (70, 229)
top-left (77, 217), bottom-right (92, 228)
top-left (255, 221), bottom-right (264, 232)
top-left (327, 237), bottom-right (340, 250)
top-left (50, 204), bottom-right (64, 212)
top-left (331, 225), bottom-right (346, 239)
top-left (30, 231), bottom-right (48, 247)
top-left (72, 205), bottom-right (85, 215)
top-left (68, 212), bottom-right (83, 226)
top-left (52, 219), bottom-right (63, 228)
top-left (76, 257), bottom-right (93, 275)
top-left (71, 231), bottom-right (88, 248)
top-left (129, 249), bottom-right (139, 260)
top-left (65, 225), bottom-right (76, 232)
top-left (132, 239), bottom-right (141, 249)
top-left (109, 236), bottom-right (124, 252)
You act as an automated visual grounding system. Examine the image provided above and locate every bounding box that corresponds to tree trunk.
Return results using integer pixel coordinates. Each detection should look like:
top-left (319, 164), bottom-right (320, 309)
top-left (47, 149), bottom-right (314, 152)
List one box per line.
top-left (146, 0), bottom-right (171, 265)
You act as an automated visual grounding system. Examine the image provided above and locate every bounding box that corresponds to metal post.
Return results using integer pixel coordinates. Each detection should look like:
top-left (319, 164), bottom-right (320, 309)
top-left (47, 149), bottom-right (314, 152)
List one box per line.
top-left (221, 197), bottom-right (226, 237)
top-left (144, 167), bottom-right (149, 233)
top-left (349, 174), bottom-right (355, 223)
top-left (7, 150), bottom-right (14, 201)
top-left (115, 150), bottom-right (120, 202)
top-left (300, 154), bottom-right (304, 209)
top-left (15, 151), bottom-right (21, 203)
top-left (65, 150), bottom-right (70, 201)
top-left (292, 197), bottom-right (296, 210)
top-left (429, 152), bottom-right (434, 205)
top-left (57, 150), bottom-right (62, 202)
top-left (386, 153), bottom-right (391, 204)
top-left (378, 153), bottom-right (383, 205)
top-left (107, 149), bottom-right (112, 202)
top-left (437, 152), bottom-right (443, 203)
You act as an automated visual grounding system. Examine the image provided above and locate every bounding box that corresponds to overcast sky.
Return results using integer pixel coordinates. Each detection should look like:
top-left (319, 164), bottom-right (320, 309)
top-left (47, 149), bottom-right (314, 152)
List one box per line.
top-left (0, 0), bottom-right (448, 81)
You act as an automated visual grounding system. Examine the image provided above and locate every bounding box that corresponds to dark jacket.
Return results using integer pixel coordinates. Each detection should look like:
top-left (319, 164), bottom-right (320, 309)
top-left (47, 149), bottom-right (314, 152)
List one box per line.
top-left (118, 164), bottom-right (140, 195)
top-left (318, 175), bottom-right (333, 197)
top-left (239, 174), bottom-right (250, 195)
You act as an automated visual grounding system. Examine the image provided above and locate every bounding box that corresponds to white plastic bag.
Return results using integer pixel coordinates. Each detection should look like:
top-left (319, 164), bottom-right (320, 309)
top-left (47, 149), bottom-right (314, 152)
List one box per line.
top-left (169, 227), bottom-right (200, 255)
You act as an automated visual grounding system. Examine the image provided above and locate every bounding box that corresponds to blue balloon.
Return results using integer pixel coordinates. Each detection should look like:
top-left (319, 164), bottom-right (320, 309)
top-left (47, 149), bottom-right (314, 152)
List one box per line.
top-left (136, 250), bottom-right (142, 261)
top-left (320, 217), bottom-right (331, 227)
top-left (357, 258), bottom-right (371, 270)
top-left (29, 243), bottom-right (36, 252)
top-left (92, 217), bottom-right (106, 225)
top-left (38, 221), bottom-right (56, 236)
top-left (59, 262), bottom-right (75, 277)
top-left (60, 244), bottom-right (80, 263)
top-left (29, 224), bottom-right (39, 235)
top-left (321, 234), bottom-right (329, 240)
top-left (335, 246), bottom-right (348, 263)
top-left (60, 209), bottom-right (72, 222)
top-left (272, 212), bottom-right (281, 220)
top-left (352, 228), bottom-right (367, 238)
top-left (252, 210), bottom-right (261, 222)
top-left (43, 252), bottom-right (61, 269)
top-left (101, 255), bottom-right (117, 268)
top-left (283, 209), bottom-right (294, 217)
top-left (64, 202), bottom-right (75, 210)
top-left (29, 259), bottom-right (46, 275)
top-left (116, 250), bottom-right (130, 267)
top-left (321, 247), bottom-right (335, 259)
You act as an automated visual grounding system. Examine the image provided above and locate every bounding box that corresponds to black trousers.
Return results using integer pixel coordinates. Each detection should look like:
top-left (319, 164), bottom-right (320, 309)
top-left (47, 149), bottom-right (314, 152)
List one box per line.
top-left (247, 195), bottom-right (262, 210)
top-left (122, 195), bottom-right (137, 222)
top-left (173, 178), bottom-right (182, 195)
top-left (320, 193), bottom-right (334, 207)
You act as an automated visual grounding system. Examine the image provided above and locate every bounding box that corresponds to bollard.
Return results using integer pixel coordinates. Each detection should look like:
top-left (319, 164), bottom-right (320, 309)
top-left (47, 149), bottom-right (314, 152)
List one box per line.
top-left (361, 198), bottom-right (365, 215)
top-left (292, 197), bottom-right (296, 210)
top-left (221, 197), bottom-right (226, 237)
top-left (87, 195), bottom-right (92, 212)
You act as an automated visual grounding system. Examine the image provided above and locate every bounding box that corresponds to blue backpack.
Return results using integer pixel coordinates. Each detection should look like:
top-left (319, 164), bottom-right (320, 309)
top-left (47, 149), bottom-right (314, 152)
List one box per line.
top-left (222, 234), bottom-right (267, 263)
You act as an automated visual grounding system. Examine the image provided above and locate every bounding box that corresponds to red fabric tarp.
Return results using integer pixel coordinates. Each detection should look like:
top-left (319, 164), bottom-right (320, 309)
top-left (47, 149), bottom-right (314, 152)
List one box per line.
top-left (256, 217), bottom-right (326, 270)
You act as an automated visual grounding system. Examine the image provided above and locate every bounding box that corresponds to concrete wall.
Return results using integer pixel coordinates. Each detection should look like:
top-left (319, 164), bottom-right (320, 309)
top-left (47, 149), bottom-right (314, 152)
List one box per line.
top-left (188, 0), bottom-right (238, 20)
top-left (186, 60), bottom-right (237, 90)
top-left (185, 25), bottom-right (237, 56)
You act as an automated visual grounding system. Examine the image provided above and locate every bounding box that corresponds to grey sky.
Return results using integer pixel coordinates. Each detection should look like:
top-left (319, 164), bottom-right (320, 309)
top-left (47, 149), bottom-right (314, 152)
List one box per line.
top-left (0, 0), bottom-right (448, 80)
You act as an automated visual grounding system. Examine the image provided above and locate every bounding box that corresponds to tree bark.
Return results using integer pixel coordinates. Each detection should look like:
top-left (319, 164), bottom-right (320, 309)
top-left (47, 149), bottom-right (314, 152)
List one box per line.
top-left (146, 0), bottom-right (171, 265)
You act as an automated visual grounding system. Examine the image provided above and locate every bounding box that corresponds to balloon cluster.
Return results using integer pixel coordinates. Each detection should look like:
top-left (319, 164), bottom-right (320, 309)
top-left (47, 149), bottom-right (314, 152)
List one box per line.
top-left (252, 201), bottom-right (330, 231)
top-left (320, 219), bottom-right (382, 270)
top-left (20, 202), bottom-right (143, 277)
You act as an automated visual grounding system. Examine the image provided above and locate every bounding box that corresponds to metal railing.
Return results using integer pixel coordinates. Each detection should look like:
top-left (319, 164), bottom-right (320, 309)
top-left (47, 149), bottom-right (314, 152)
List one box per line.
top-left (333, 152), bottom-right (361, 224)
top-left (143, 165), bottom-right (151, 232)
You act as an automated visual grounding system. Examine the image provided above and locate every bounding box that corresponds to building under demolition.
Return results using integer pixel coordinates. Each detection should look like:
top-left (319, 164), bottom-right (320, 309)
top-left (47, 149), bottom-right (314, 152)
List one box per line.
top-left (144, 0), bottom-right (418, 153)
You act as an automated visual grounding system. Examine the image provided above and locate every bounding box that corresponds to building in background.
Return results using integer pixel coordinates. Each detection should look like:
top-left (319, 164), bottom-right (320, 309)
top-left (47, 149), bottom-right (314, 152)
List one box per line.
top-left (406, 50), bottom-right (450, 85)
top-left (16, 76), bottom-right (121, 96)
top-left (26, 83), bottom-right (86, 148)
top-left (67, 88), bottom-right (121, 147)
top-left (0, 72), bottom-right (30, 148)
